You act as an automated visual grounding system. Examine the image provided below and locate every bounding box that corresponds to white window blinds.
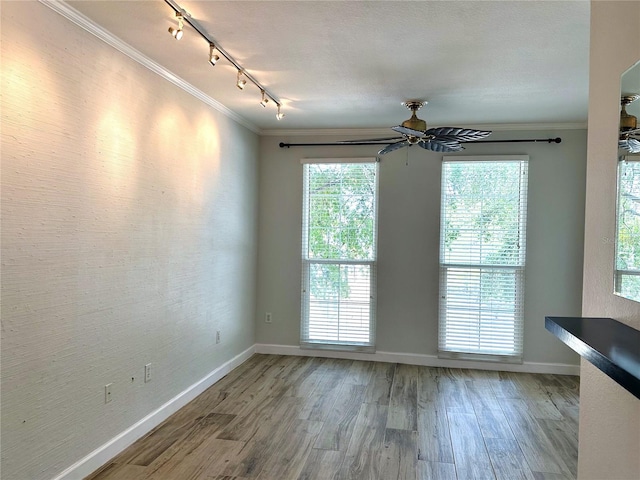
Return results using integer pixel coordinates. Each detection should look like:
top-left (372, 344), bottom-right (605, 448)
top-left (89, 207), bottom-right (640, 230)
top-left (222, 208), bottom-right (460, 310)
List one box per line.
top-left (615, 156), bottom-right (640, 299)
top-left (301, 159), bottom-right (378, 351)
top-left (438, 156), bottom-right (528, 361)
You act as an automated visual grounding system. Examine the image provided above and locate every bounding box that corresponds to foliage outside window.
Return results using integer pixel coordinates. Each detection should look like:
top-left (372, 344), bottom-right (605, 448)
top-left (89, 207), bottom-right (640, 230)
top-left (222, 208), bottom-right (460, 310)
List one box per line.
top-left (439, 157), bottom-right (528, 361)
top-left (615, 157), bottom-right (640, 301)
top-left (301, 160), bottom-right (378, 351)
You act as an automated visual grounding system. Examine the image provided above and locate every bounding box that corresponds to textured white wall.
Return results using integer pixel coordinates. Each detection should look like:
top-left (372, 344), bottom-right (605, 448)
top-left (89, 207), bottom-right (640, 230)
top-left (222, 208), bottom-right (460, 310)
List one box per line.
top-left (256, 129), bottom-right (586, 366)
top-left (0, 3), bottom-right (258, 479)
top-left (578, 2), bottom-right (640, 479)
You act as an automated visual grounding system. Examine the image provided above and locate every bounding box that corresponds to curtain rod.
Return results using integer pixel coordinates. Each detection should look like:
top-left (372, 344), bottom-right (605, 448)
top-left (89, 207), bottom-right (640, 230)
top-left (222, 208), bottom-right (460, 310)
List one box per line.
top-left (279, 137), bottom-right (562, 148)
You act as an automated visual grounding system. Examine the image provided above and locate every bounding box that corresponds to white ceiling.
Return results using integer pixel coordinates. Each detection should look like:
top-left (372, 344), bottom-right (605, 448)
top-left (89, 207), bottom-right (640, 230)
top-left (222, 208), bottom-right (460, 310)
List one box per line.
top-left (68, 0), bottom-right (591, 132)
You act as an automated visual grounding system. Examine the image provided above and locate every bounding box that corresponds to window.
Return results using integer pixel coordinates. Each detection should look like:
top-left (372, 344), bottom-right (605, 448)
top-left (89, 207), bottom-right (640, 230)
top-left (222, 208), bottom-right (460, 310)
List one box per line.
top-left (438, 156), bottom-right (528, 361)
top-left (301, 158), bottom-right (378, 351)
top-left (615, 156), bottom-right (640, 300)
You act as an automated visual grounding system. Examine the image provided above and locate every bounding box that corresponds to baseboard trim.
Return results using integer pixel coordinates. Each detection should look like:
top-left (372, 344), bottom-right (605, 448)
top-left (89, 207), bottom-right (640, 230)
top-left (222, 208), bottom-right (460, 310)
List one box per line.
top-left (52, 345), bottom-right (256, 480)
top-left (254, 343), bottom-right (580, 376)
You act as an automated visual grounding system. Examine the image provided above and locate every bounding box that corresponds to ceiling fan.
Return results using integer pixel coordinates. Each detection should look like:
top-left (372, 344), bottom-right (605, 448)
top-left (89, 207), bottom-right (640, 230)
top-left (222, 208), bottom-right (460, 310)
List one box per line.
top-left (337, 101), bottom-right (492, 155)
top-left (620, 94), bottom-right (640, 154)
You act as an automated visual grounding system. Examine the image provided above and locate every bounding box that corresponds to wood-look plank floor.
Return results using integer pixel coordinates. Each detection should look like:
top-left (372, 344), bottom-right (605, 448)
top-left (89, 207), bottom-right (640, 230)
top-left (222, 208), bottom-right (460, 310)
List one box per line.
top-left (86, 355), bottom-right (579, 480)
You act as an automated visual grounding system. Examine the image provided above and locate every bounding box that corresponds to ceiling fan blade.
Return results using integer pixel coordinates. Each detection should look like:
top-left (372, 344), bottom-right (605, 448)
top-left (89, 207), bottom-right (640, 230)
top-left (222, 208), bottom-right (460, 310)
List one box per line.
top-left (336, 136), bottom-right (404, 144)
top-left (620, 137), bottom-right (640, 153)
top-left (378, 140), bottom-right (409, 155)
top-left (425, 127), bottom-right (492, 142)
top-left (418, 139), bottom-right (464, 153)
top-left (392, 125), bottom-right (426, 137)
top-left (627, 138), bottom-right (640, 154)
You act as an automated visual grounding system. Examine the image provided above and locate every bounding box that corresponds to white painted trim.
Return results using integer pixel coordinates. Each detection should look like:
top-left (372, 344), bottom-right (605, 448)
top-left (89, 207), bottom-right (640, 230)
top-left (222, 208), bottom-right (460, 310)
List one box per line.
top-left (38, 0), bottom-right (260, 134)
top-left (262, 123), bottom-right (588, 137)
top-left (254, 343), bottom-right (580, 376)
top-left (51, 345), bottom-right (256, 480)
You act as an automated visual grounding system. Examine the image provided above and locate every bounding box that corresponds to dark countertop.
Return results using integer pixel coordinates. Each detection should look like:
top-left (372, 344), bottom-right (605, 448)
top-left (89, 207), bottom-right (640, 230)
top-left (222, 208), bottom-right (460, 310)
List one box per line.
top-left (545, 316), bottom-right (640, 400)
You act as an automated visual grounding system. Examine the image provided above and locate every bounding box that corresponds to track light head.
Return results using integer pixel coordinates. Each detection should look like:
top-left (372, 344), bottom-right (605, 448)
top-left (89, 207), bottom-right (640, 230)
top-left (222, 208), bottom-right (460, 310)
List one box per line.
top-left (276, 105), bottom-right (285, 120)
top-left (236, 71), bottom-right (247, 90)
top-left (208, 44), bottom-right (220, 66)
top-left (168, 13), bottom-right (184, 40)
top-left (260, 90), bottom-right (269, 108)
top-left (168, 26), bottom-right (183, 40)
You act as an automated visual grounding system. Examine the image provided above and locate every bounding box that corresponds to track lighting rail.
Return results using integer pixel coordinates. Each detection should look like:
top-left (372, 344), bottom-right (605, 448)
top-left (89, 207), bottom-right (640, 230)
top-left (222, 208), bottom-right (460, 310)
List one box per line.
top-left (164, 0), bottom-right (281, 110)
top-left (279, 137), bottom-right (562, 148)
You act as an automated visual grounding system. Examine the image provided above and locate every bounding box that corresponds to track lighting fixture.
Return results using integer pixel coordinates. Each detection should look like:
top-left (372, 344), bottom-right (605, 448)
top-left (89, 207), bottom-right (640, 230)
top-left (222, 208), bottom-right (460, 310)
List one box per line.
top-left (164, 0), bottom-right (284, 119)
top-left (208, 44), bottom-right (220, 66)
top-left (168, 12), bottom-right (184, 40)
top-left (236, 70), bottom-right (247, 90)
top-left (260, 90), bottom-right (269, 108)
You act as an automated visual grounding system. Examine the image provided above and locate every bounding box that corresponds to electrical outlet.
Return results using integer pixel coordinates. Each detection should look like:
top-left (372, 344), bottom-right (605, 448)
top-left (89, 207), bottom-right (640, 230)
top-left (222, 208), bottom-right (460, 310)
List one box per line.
top-left (145, 363), bottom-right (152, 383)
top-left (105, 383), bottom-right (113, 404)
top-left (265, 312), bottom-right (272, 323)
top-left (216, 330), bottom-right (221, 344)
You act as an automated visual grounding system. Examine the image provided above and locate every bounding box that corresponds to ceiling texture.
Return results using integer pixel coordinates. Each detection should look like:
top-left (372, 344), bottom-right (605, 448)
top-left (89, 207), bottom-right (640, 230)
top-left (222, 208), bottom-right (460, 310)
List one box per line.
top-left (68, 0), bottom-right (591, 133)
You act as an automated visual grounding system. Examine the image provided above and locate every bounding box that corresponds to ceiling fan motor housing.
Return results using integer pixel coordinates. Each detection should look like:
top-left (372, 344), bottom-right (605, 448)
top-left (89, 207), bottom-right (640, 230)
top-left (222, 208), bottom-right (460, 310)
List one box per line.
top-left (620, 94), bottom-right (639, 131)
top-left (402, 115), bottom-right (427, 133)
top-left (401, 101), bottom-right (427, 133)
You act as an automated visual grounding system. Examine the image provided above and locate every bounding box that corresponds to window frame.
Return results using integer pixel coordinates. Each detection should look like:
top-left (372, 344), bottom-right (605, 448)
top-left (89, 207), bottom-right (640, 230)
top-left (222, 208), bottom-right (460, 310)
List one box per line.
top-left (300, 157), bottom-right (379, 352)
top-left (438, 155), bottom-right (529, 363)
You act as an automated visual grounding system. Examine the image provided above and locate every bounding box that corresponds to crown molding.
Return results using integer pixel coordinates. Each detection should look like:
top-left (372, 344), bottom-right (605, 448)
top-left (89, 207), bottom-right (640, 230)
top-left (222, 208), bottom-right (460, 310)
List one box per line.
top-left (38, 0), bottom-right (260, 134)
top-left (262, 122), bottom-right (587, 137)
